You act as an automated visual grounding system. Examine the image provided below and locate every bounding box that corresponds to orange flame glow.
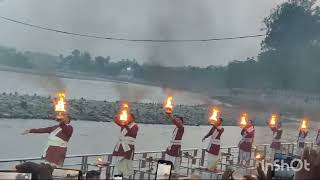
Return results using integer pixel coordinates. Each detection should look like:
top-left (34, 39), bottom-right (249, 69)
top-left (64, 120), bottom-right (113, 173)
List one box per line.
top-left (117, 102), bottom-right (131, 125)
top-left (210, 109), bottom-right (219, 121)
top-left (301, 119), bottom-right (308, 130)
top-left (255, 153), bottom-right (262, 160)
top-left (123, 103), bottom-right (129, 109)
top-left (269, 114), bottom-right (277, 127)
top-left (256, 154), bottom-right (261, 159)
top-left (120, 109), bottom-right (128, 122)
top-left (54, 92), bottom-right (66, 112)
top-left (209, 108), bottom-right (220, 125)
top-left (240, 113), bottom-right (248, 128)
top-left (164, 96), bottom-right (174, 113)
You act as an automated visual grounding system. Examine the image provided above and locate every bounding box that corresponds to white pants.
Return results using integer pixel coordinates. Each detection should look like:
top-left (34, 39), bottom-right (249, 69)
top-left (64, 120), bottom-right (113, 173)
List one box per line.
top-left (207, 153), bottom-right (219, 170)
top-left (239, 149), bottom-right (250, 165)
top-left (112, 156), bottom-right (134, 177)
top-left (165, 154), bottom-right (181, 174)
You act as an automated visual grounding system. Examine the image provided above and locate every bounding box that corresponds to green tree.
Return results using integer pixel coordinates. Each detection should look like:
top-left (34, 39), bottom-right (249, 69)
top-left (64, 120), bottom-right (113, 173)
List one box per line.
top-left (259, 0), bottom-right (320, 91)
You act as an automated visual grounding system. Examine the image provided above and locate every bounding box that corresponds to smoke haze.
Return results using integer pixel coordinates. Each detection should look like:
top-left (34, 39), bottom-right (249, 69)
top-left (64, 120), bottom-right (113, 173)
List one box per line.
top-left (0, 0), bottom-right (285, 67)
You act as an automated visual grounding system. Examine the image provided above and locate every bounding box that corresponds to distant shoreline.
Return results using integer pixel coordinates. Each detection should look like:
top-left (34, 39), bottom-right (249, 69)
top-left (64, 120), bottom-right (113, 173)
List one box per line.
top-left (0, 65), bottom-right (137, 85)
top-left (0, 65), bottom-right (216, 98)
top-left (0, 92), bottom-right (273, 126)
top-left (0, 92), bottom-right (305, 127)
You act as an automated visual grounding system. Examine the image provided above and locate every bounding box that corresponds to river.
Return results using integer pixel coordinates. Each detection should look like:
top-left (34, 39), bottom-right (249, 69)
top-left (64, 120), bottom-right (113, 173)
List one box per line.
top-left (0, 70), bottom-right (318, 160)
top-left (0, 119), bottom-right (318, 160)
top-left (0, 70), bottom-right (207, 104)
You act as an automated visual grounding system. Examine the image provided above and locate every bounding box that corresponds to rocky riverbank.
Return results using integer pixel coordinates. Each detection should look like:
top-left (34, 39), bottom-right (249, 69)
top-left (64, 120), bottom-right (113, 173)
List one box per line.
top-left (0, 93), bottom-right (271, 126)
top-left (0, 93), bottom-right (210, 125)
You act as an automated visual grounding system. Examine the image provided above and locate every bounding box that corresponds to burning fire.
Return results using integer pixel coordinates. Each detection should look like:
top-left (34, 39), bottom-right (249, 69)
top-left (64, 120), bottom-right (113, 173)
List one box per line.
top-left (117, 102), bottom-right (130, 125)
top-left (123, 103), bottom-right (129, 109)
top-left (240, 113), bottom-right (248, 128)
top-left (209, 108), bottom-right (220, 125)
top-left (54, 92), bottom-right (66, 112)
top-left (269, 114), bottom-right (277, 127)
top-left (164, 96), bottom-right (174, 113)
top-left (300, 119), bottom-right (308, 130)
top-left (120, 109), bottom-right (128, 122)
top-left (255, 153), bottom-right (263, 160)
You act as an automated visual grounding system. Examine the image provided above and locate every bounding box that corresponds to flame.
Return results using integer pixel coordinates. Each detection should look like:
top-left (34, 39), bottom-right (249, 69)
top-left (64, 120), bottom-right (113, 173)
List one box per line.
top-left (269, 114), bottom-right (277, 127)
top-left (123, 103), bottom-right (129, 109)
top-left (119, 109), bottom-right (128, 122)
top-left (54, 92), bottom-right (66, 112)
top-left (164, 96), bottom-right (174, 113)
top-left (118, 102), bottom-right (130, 125)
top-left (209, 108), bottom-right (220, 125)
top-left (255, 153), bottom-right (262, 160)
top-left (240, 113), bottom-right (248, 128)
top-left (209, 108), bottom-right (219, 121)
top-left (301, 119), bottom-right (308, 129)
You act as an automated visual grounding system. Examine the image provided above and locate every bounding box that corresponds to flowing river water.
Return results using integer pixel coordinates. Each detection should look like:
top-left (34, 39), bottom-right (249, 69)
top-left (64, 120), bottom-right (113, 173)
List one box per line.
top-left (0, 70), bottom-right (318, 161)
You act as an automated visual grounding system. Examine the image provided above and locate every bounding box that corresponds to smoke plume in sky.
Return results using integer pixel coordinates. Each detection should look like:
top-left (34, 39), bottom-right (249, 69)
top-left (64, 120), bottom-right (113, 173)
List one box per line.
top-left (0, 0), bottom-right (285, 67)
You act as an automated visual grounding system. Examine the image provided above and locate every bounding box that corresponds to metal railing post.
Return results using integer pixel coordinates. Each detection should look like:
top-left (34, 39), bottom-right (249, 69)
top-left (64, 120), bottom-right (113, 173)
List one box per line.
top-left (263, 145), bottom-right (267, 167)
top-left (189, 149), bottom-right (197, 174)
top-left (291, 143), bottom-right (295, 155)
top-left (187, 156), bottom-right (190, 176)
top-left (161, 152), bottom-right (166, 160)
top-left (225, 147), bottom-right (232, 170)
top-left (84, 156), bottom-right (88, 173)
top-left (105, 155), bottom-right (112, 179)
top-left (200, 149), bottom-right (206, 167)
top-left (80, 156), bottom-right (86, 173)
top-left (237, 148), bottom-right (240, 165)
top-left (141, 153), bottom-right (147, 169)
top-left (192, 149), bottom-right (198, 165)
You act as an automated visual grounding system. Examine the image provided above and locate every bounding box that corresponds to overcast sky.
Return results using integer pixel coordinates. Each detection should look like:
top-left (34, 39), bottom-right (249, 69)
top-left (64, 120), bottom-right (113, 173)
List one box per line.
top-left (0, 0), bottom-right (286, 67)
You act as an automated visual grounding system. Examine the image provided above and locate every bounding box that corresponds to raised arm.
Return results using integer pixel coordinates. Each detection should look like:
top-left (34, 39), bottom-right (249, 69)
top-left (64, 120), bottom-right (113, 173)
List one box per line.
top-left (166, 113), bottom-right (183, 129)
top-left (202, 126), bottom-right (215, 142)
top-left (219, 127), bottom-right (225, 134)
top-left (204, 127), bottom-right (215, 138)
top-left (241, 128), bottom-right (246, 135)
top-left (297, 130), bottom-right (302, 142)
top-left (270, 127), bottom-right (278, 134)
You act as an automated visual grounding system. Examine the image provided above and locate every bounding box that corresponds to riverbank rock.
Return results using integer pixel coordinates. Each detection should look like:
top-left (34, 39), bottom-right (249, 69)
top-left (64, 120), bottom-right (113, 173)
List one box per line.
top-left (0, 93), bottom-right (268, 126)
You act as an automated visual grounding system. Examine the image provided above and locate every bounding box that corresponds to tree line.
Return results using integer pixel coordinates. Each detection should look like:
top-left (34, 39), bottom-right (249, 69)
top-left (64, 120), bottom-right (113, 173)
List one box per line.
top-left (0, 0), bottom-right (319, 93)
top-left (226, 0), bottom-right (320, 92)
